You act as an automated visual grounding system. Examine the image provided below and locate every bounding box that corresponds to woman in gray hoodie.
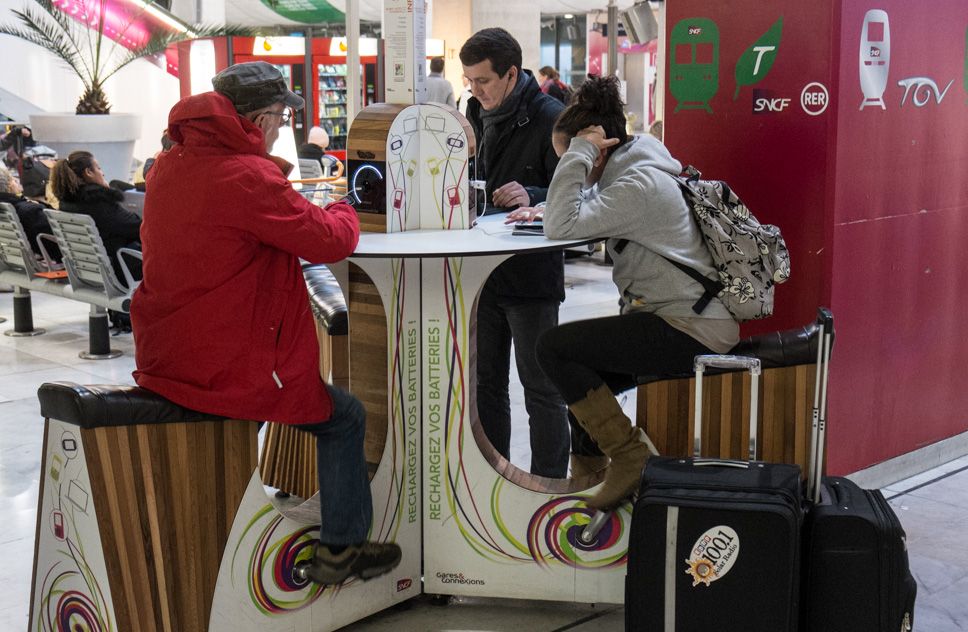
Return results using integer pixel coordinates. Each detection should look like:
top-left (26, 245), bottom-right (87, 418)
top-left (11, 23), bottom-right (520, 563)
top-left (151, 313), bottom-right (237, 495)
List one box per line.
top-left (510, 76), bottom-right (739, 510)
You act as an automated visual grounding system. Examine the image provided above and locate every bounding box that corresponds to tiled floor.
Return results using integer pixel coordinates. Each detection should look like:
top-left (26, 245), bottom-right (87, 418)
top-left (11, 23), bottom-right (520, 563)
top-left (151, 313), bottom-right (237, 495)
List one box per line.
top-left (1, 255), bottom-right (966, 631)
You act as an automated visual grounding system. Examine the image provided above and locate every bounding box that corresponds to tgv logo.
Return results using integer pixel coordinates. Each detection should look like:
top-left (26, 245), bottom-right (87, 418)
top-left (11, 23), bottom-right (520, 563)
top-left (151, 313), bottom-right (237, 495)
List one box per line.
top-left (859, 9), bottom-right (954, 110)
top-left (897, 77), bottom-right (954, 107)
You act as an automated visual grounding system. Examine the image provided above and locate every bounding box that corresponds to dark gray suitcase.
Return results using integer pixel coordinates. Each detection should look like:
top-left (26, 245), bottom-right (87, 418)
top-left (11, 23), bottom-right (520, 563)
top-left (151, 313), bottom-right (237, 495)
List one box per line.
top-left (626, 355), bottom-right (803, 632)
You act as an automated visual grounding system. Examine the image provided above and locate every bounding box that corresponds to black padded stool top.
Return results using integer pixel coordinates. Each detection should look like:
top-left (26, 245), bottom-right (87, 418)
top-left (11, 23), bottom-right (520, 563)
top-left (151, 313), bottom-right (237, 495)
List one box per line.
top-left (637, 308), bottom-right (834, 385)
top-left (38, 382), bottom-right (226, 429)
top-left (303, 263), bottom-right (348, 336)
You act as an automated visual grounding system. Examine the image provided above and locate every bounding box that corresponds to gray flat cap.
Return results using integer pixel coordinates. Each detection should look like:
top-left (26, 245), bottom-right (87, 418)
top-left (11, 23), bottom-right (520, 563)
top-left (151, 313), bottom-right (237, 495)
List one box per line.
top-left (212, 61), bottom-right (305, 113)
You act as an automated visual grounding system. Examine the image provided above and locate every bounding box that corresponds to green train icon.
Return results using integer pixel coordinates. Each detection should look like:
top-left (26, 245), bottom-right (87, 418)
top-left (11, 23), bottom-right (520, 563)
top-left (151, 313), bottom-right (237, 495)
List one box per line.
top-left (670, 18), bottom-right (720, 113)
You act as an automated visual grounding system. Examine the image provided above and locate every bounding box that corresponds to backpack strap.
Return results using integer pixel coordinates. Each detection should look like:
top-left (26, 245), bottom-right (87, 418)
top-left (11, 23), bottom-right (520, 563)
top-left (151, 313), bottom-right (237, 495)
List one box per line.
top-left (662, 257), bottom-right (723, 315)
top-left (611, 240), bottom-right (721, 315)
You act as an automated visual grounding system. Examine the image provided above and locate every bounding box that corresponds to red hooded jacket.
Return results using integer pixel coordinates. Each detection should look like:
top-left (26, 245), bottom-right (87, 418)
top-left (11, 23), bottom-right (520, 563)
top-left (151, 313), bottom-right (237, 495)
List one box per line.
top-left (131, 92), bottom-right (359, 424)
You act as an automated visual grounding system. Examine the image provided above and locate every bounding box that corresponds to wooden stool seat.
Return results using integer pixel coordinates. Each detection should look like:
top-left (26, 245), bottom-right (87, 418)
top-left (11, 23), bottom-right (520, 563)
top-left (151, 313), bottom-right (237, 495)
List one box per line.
top-left (30, 382), bottom-right (258, 632)
top-left (636, 309), bottom-right (833, 473)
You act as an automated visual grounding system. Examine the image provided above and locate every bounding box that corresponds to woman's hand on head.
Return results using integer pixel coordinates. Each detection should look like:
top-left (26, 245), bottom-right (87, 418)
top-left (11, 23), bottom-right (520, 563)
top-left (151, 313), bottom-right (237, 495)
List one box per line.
top-left (576, 125), bottom-right (620, 152)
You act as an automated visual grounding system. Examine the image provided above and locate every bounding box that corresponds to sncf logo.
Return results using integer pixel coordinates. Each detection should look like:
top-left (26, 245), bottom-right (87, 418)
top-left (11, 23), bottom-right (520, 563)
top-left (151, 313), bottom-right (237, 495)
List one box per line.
top-left (752, 89), bottom-right (791, 113)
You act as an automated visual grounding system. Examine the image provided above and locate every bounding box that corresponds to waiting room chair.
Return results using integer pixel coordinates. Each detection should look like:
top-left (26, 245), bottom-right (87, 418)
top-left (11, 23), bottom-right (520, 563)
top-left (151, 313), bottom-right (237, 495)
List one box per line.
top-left (0, 202), bottom-right (66, 335)
top-left (44, 209), bottom-right (141, 359)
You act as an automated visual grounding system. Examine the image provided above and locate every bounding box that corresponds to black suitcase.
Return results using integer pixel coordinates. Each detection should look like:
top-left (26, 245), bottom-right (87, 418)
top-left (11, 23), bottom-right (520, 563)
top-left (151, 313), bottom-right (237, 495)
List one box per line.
top-left (626, 355), bottom-right (804, 632)
top-left (800, 312), bottom-right (917, 631)
top-left (801, 478), bottom-right (916, 632)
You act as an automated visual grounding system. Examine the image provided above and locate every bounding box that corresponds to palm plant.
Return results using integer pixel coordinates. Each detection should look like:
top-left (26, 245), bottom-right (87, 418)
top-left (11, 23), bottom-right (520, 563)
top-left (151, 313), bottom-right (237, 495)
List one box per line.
top-left (0, 0), bottom-right (250, 114)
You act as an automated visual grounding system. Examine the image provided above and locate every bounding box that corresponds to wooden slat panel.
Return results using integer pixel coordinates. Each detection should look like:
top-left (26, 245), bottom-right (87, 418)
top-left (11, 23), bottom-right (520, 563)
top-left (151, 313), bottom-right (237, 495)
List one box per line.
top-left (259, 423), bottom-right (319, 500)
top-left (636, 364), bottom-right (822, 476)
top-left (348, 263), bottom-right (389, 470)
top-left (82, 420), bottom-right (257, 631)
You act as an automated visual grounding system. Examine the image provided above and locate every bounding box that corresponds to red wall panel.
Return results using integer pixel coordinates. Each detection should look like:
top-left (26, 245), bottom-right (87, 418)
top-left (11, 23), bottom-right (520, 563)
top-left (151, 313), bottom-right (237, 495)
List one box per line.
top-left (829, 0), bottom-right (968, 472)
top-left (664, 0), bottom-right (968, 473)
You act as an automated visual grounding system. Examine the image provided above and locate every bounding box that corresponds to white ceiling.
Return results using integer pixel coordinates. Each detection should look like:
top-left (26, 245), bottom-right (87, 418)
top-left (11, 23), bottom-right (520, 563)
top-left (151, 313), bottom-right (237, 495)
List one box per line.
top-left (225, 0), bottom-right (642, 27)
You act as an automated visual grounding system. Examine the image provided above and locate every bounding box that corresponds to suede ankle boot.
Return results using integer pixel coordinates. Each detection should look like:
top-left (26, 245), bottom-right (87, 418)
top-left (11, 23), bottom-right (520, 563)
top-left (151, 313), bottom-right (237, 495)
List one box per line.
top-left (569, 453), bottom-right (610, 479)
top-left (569, 385), bottom-right (656, 510)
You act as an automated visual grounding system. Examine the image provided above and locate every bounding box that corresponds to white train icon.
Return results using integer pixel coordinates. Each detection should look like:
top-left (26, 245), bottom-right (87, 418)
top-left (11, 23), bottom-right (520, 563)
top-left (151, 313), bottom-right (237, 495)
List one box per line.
top-left (859, 9), bottom-right (890, 110)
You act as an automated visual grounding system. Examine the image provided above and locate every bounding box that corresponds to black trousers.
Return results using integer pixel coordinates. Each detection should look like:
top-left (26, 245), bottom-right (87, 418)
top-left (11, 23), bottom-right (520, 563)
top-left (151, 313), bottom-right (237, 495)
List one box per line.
top-left (536, 311), bottom-right (713, 456)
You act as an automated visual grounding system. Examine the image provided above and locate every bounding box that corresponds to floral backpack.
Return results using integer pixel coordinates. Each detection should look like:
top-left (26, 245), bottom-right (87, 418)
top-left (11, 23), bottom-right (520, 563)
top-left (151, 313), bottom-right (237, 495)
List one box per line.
top-left (663, 166), bottom-right (791, 322)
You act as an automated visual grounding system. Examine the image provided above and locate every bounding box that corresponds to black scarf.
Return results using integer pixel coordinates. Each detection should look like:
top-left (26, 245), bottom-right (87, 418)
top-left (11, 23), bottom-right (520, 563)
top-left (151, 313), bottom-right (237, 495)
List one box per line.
top-left (478, 71), bottom-right (534, 173)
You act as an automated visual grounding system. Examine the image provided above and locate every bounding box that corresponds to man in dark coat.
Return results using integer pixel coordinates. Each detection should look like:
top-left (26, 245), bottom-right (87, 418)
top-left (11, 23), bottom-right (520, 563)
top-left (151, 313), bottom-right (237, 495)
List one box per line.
top-left (131, 61), bottom-right (401, 586)
top-left (460, 28), bottom-right (570, 479)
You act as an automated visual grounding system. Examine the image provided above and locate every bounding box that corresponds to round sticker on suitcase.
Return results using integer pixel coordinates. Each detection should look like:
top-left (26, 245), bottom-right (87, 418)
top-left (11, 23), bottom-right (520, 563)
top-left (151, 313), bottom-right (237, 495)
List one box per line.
top-left (685, 526), bottom-right (740, 587)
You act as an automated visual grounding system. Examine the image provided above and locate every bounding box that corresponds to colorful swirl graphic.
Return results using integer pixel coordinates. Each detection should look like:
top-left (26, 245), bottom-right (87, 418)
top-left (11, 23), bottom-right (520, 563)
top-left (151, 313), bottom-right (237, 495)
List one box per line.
top-left (39, 505), bottom-right (113, 631)
top-left (233, 507), bottom-right (327, 615)
top-left (56, 590), bottom-right (101, 631)
top-left (526, 496), bottom-right (628, 569)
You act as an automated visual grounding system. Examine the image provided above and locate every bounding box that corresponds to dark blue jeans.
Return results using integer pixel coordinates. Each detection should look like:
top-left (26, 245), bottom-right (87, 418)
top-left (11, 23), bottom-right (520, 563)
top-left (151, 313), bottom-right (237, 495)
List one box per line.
top-left (295, 384), bottom-right (372, 546)
top-left (475, 286), bottom-right (570, 478)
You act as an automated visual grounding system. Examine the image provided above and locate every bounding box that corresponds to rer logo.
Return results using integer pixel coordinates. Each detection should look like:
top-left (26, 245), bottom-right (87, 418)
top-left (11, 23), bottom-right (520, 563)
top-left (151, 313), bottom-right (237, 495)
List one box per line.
top-left (752, 89), bottom-right (791, 113)
top-left (734, 17), bottom-right (784, 100)
top-left (670, 18), bottom-right (720, 113)
top-left (801, 82), bottom-right (830, 116)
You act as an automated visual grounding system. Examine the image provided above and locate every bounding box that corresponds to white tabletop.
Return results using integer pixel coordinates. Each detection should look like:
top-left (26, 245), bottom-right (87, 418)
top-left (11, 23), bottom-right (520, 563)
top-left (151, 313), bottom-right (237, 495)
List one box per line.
top-left (351, 213), bottom-right (598, 259)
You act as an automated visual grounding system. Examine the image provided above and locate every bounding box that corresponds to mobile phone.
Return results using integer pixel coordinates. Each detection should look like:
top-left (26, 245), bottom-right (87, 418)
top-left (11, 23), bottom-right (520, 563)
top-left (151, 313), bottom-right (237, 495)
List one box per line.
top-left (512, 221), bottom-right (544, 236)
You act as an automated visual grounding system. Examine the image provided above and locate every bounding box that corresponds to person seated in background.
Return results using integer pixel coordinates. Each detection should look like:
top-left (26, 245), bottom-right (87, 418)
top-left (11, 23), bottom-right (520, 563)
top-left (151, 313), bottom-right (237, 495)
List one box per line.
top-left (298, 125), bottom-right (329, 162)
top-left (49, 151), bottom-right (142, 281)
top-left (298, 126), bottom-right (341, 177)
top-left (130, 60), bottom-right (401, 586)
top-left (1, 125), bottom-right (36, 171)
top-left (537, 66), bottom-right (571, 104)
top-left (134, 131), bottom-right (175, 190)
top-left (0, 163), bottom-right (60, 262)
top-left (507, 76), bottom-right (739, 510)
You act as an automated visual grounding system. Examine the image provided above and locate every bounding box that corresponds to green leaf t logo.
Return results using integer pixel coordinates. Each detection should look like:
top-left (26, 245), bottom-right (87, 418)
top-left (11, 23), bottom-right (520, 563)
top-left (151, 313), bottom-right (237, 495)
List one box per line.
top-left (734, 17), bottom-right (784, 100)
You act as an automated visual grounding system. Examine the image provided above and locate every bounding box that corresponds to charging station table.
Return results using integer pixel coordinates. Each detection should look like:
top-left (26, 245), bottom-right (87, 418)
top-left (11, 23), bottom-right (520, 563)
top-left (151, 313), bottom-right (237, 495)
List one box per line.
top-left (339, 214), bottom-right (628, 605)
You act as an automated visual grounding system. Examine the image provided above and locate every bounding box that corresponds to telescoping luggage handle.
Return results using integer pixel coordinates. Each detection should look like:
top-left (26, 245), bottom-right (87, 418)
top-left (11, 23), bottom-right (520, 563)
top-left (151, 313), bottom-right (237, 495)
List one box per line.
top-left (807, 308), bottom-right (834, 503)
top-left (693, 355), bottom-right (761, 461)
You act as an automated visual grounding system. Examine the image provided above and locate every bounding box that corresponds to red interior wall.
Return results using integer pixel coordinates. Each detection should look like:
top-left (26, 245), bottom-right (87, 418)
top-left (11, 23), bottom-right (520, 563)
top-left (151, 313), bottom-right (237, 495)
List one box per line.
top-left (663, 0), bottom-right (968, 474)
top-left (829, 0), bottom-right (968, 472)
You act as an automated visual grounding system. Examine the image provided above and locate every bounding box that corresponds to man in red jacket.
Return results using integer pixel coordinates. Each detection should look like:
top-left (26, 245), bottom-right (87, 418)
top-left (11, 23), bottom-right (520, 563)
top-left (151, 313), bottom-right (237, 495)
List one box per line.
top-left (130, 61), bottom-right (401, 585)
